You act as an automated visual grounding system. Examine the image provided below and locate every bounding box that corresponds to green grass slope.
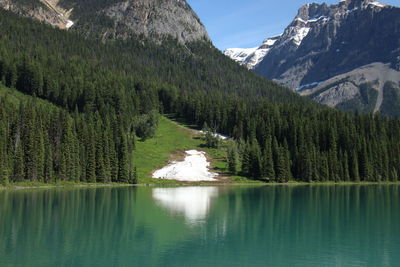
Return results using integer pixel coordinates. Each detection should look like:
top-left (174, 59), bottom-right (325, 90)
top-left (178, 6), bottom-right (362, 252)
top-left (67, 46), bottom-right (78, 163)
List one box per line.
top-left (133, 116), bottom-right (263, 185)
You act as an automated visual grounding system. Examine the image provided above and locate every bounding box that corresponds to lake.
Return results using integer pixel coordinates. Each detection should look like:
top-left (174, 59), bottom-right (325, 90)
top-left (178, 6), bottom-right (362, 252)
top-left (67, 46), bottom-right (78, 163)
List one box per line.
top-left (0, 185), bottom-right (399, 266)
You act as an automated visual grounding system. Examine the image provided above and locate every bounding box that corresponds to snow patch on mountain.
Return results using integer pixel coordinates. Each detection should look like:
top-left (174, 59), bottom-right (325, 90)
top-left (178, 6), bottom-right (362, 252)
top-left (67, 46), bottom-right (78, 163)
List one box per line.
top-left (368, 1), bottom-right (386, 8)
top-left (224, 47), bottom-right (258, 65)
top-left (292, 27), bottom-right (311, 46)
top-left (224, 35), bottom-right (280, 69)
top-left (66, 20), bottom-right (74, 29)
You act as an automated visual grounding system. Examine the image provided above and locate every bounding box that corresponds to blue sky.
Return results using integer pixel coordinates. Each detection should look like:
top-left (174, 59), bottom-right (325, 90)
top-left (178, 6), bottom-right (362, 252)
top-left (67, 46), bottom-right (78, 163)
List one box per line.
top-left (187, 0), bottom-right (399, 50)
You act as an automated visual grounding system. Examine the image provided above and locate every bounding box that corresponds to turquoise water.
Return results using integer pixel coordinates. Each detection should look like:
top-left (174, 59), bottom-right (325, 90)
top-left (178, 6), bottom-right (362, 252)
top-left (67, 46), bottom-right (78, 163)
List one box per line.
top-left (0, 185), bottom-right (399, 266)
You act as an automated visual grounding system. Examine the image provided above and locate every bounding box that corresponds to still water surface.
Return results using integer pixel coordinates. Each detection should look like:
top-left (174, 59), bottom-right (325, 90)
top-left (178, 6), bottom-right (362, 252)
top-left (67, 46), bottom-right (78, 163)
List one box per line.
top-left (0, 185), bottom-right (399, 266)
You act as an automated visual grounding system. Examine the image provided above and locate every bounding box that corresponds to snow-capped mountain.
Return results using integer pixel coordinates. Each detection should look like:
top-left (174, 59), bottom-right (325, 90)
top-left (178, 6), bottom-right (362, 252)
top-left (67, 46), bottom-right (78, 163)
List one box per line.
top-left (224, 35), bottom-right (280, 69)
top-left (226, 0), bottom-right (400, 117)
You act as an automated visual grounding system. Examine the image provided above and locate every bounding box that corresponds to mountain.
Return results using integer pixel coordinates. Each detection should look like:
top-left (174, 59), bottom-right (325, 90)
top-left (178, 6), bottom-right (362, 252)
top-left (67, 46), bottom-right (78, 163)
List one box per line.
top-left (0, 0), bottom-right (74, 29)
top-left (224, 35), bottom-right (281, 69)
top-left (1, 0), bottom-right (400, 185)
top-left (0, 0), bottom-right (209, 43)
top-left (226, 0), bottom-right (400, 116)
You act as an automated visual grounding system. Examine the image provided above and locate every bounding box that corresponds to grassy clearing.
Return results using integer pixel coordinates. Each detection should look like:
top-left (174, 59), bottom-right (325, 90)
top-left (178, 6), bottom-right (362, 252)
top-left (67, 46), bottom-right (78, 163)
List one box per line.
top-left (133, 115), bottom-right (258, 185)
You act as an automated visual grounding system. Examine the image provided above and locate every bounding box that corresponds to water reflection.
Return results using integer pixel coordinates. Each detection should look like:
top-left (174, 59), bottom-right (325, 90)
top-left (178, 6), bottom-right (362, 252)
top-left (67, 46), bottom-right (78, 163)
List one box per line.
top-left (152, 187), bottom-right (219, 223)
top-left (0, 185), bottom-right (399, 267)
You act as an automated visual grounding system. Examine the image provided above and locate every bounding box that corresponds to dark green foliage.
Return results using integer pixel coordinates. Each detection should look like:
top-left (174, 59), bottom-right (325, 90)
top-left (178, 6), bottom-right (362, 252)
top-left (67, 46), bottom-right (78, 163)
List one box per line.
top-left (44, 140), bottom-right (54, 183)
top-left (0, 9), bottom-right (399, 184)
top-left (390, 168), bottom-right (398, 182)
top-left (117, 130), bottom-right (130, 183)
top-left (248, 140), bottom-right (263, 180)
top-left (262, 137), bottom-right (275, 181)
top-left (227, 142), bottom-right (240, 175)
top-left (203, 123), bottom-right (220, 149)
top-left (162, 86), bottom-right (400, 182)
top-left (136, 110), bottom-right (159, 141)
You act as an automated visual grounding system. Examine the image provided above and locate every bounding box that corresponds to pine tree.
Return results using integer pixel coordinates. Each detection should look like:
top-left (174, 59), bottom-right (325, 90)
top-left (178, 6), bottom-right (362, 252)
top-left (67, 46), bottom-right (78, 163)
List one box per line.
top-left (390, 168), bottom-right (398, 183)
top-left (44, 141), bottom-right (54, 183)
top-left (86, 138), bottom-right (96, 183)
top-left (319, 154), bottom-right (329, 182)
top-left (71, 132), bottom-right (81, 182)
top-left (299, 145), bottom-right (313, 182)
top-left (109, 137), bottom-right (119, 182)
top-left (275, 147), bottom-right (286, 183)
top-left (13, 143), bottom-right (25, 182)
top-left (102, 123), bottom-right (112, 182)
top-left (203, 122), bottom-right (220, 148)
top-left (343, 151), bottom-right (351, 182)
top-left (117, 130), bottom-right (129, 183)
top-left (59, 151), bottom-right (67, 181)
top-left (131, 167), bottom-right (138, 184)
top-left (86, 122), bottom-right (97, 183)
top-left (36, 126), bottom-right (45, 182)
top-left (95, 121), bottom-right (106, 182)
top-left (282, 139), bottom-right (292, 182)
top-left (275, 142), bottom-right (290, 183)
top-left (241, 141), bottom-right (251, 176)
top-left (249, 139), bottom-right (262, 180)
top-left (360, 143), bottom-right (373, 182)
top-left (227, 142), bottom-right (240, 174)
top-left (262, 137), bottom-right (275, 181)
top-left (351, 150), bottom-right (360, 182)
top-left (0, 125), bottom-right (9, 185)
top-left (23, 104), bottom-right (38, 181)
top-left (5, 63), bottom-right (17, 88)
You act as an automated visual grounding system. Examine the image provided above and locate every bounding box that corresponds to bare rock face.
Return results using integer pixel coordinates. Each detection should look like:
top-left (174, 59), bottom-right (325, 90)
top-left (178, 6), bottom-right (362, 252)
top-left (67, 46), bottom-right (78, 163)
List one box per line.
top-left (226, 0), bottom-right (400, 116)
top-left (300, 63), bottom-right (400, 116)
top-left (0, 0), bottom-right (73, 29)
top-left (101, 0), bottom-right (209, 43)
top-left (255, 0), bottom-right (400, 89)
top-left (0, 0), bottom-right (209, 43)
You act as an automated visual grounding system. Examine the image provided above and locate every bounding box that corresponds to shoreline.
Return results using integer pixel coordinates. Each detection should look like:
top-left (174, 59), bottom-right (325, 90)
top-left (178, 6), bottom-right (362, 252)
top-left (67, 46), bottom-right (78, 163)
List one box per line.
top-left (1, 181), bottom-right (400, 190)
top-left (0, 182), bottom-right (134, 191)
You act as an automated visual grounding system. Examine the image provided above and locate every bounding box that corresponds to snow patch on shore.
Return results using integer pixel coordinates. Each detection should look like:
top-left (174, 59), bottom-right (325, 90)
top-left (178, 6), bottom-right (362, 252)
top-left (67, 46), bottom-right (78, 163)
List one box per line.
top-left (153, 150), bottom-right (218, 182)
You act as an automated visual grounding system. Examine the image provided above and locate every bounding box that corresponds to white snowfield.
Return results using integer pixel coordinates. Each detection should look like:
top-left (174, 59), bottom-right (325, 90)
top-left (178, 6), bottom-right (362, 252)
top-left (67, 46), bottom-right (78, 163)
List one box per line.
top-left (224, 35), bottom-right (280, 69)
top-left (153, 150), bottom-right (218, 181)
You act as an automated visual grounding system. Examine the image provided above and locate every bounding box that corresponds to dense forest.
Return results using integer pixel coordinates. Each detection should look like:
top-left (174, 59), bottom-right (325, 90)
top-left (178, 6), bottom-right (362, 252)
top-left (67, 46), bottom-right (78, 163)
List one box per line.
top-left (0, 9), bottom-right (399, 184)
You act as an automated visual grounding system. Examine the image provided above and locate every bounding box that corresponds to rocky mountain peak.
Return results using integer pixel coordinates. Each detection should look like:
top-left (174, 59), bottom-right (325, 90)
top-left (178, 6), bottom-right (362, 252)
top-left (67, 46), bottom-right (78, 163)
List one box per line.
top-left (339, 0), bottom-right (388, 10)
top-left (0, 0), bottom-right (74, 29)
top-left (100, 0), bottom-right (210, 43)
top-left (0, 0), bottom-right (210, 43)
top-left (226, 0), bottom-right (400, 116)
top-left (296, 3), bottom-right (330, 21)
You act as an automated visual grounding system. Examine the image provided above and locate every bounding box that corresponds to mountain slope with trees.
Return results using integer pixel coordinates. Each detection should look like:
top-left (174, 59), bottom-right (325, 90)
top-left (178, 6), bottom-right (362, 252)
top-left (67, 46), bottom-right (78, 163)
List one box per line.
top-left (0, 7), bottom-right (399, 184)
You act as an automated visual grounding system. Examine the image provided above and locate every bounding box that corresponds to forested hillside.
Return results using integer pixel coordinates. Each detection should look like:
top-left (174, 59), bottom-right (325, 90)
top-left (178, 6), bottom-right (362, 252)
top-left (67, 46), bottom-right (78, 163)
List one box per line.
top-left (0, 84), bottom-right (137, 185)
top-left (0, 9), bottom-right (399, 184)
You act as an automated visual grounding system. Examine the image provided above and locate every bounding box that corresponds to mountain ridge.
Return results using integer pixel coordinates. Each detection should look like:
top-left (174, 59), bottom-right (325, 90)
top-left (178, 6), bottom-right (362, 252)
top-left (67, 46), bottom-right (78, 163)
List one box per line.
top-left (0, 0), bottom-right (209, 43)
top-left (225, 0), bottom-right (400, 116)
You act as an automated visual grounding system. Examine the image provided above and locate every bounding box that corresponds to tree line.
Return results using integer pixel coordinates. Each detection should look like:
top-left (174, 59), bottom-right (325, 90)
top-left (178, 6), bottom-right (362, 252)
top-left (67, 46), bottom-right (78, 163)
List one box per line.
top-left (0, 93), bottom-right (138, 184)
top-left (160, 89), bottom-right (400, 182)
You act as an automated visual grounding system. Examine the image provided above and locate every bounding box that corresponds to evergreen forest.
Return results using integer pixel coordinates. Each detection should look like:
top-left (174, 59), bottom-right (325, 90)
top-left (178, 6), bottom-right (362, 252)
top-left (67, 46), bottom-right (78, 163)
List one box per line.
top-left (0, 9), bottom-right (399, 185)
